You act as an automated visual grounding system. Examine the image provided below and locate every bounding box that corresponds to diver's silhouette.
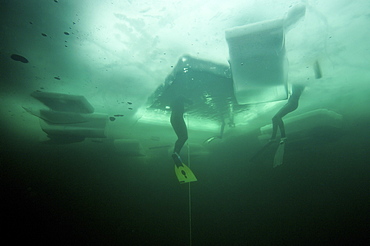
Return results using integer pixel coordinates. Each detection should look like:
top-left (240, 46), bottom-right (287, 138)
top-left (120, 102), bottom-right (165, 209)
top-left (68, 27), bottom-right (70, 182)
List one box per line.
top-left (270, 84), bottom-right (305, 141)
top-left (170, 97), bottom-right (189, 166)
top-left (270, 60), bottom-right (322, 141)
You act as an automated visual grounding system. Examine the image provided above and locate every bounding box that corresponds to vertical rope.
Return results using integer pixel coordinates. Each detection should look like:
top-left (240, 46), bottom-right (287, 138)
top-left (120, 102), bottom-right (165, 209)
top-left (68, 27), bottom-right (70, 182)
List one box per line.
top-left (186, 114), bottom-right (192, 246)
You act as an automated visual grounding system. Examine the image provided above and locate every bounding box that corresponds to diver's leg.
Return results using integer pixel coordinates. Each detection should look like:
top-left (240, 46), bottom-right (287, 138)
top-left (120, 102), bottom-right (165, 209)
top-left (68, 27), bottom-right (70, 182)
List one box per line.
top-left (271, 115), bottom-right (282, 140)
top-left (271, 104), bottom-right (291, 140)
top-left (171, 112), bottom-right (188, 153)
top-left (271, 120), bottom-right (278, 140)
top-left (173, 120), bottom-right (188, 154)
top-left (271, 101), bottom-right (298, 140)
top-left (279, 119), bottom-right (286, 139)
top-left (170, 113), bottom-right (188, 165)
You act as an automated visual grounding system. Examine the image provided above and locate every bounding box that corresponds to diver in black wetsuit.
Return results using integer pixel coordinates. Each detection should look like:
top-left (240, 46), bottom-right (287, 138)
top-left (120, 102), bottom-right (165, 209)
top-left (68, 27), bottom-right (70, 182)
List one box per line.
top-left (170, 96), bottom-right (189, 166)
top-left (270, 60), bottom-right (322, 142)
top-left (270, 84), bottom-right (305, 141)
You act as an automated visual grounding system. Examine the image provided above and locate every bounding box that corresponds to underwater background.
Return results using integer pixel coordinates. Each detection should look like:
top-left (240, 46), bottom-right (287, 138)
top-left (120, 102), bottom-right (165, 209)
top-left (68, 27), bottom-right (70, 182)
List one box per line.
top-left (1, 0), bottom-right (369, 245)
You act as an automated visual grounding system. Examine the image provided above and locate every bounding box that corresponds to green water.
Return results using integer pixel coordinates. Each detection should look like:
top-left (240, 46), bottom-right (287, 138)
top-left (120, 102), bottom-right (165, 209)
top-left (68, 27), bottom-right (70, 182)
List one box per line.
top-left (1, 0), bottom-right (370, 245)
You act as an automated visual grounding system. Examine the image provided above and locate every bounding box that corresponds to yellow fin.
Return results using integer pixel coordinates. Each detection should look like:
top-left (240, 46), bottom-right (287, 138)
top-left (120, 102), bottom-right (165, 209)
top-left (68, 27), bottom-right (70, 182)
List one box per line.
top-left (175, 164), bottom-right (197, 184)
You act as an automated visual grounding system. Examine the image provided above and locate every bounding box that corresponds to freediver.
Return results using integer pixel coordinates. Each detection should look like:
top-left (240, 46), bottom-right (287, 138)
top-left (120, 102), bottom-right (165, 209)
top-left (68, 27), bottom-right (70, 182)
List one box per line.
top-left (270, 59), bottom-right (322, 142)
top-left (169, 96), bottom-right (198, 183)
top-left (170, 96), bottom-right (190, 167)
top-left (270, 83), bottom-right (305, 142)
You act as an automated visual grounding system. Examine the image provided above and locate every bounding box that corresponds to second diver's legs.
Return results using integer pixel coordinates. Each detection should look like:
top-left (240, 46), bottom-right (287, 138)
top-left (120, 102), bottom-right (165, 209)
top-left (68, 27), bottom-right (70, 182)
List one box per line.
top-left (270, 101), bottom-right (298, 140)
top-left (271, 115), bottom-right (285, 140)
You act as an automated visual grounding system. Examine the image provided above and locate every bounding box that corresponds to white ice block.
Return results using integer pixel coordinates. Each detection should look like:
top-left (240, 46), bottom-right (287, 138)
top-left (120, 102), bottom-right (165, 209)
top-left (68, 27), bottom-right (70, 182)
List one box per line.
top-left (225, 3), bottom-right (306, 105)
top-left (39, 112), bottom-right (108, 138)
top-left (226, 18), bottom-right (288, 105)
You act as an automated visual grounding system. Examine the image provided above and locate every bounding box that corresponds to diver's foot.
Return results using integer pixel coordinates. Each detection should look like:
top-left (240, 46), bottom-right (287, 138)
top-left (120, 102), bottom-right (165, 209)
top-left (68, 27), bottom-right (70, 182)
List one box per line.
top-left (204, 136), bottom-right (219, 144)
top-left (280, 137), bottom-right (287, 144)
top-left (172, 152), bottom-right (183, 166)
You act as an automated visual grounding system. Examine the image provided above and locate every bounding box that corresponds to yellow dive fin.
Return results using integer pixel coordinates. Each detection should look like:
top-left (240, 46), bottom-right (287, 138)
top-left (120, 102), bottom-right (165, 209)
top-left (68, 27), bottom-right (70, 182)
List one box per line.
top-left (175, 164), bottom-right (197, 184)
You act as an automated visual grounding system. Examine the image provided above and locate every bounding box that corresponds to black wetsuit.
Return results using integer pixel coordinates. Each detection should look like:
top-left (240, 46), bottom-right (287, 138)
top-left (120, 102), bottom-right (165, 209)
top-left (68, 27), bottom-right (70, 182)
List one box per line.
top-left (170, 97), bottom-right (188, 161)
top-left (271, 84), bottom-right (305, 139)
